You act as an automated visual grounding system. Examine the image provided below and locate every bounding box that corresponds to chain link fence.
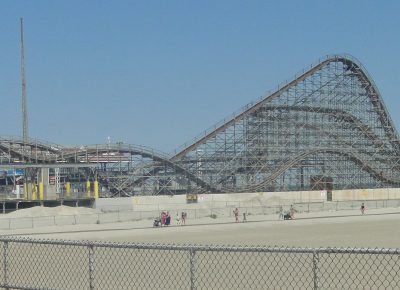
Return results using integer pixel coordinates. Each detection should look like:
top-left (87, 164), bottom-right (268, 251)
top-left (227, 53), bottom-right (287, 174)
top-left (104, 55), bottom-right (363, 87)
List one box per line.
top-left (0, 237), bottom-right (398, 289)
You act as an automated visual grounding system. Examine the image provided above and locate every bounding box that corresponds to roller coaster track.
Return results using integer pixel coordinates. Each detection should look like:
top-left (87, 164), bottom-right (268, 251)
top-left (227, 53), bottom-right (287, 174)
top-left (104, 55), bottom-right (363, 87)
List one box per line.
top-left (172, 54), bottom-right (400, 160)
top-left (239, 104), bottom-right (389, 152)
top-left (151, 54), bottom-right (400, 192)
top-left (213, 119), bottom-right (400, 189)
top-left (0, 137), bottom-right (60, 162)
top-left (0, 141), bottom-right (215, 192)
top-left (266, 105), bottom-right (394, 149)
top-left (67, 144), bottom-right (214, 192)
top-left (72, 55), bottom-right (400, 193)
top-left (246, 148), bottom-right (400, 192)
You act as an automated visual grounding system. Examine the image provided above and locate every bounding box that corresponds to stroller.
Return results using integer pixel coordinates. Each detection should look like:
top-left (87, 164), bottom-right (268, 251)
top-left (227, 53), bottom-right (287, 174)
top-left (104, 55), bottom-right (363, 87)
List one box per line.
top-left (283, 212), bottom-right (292, 220)
top-left (153, 217), bottom-right (161, 227)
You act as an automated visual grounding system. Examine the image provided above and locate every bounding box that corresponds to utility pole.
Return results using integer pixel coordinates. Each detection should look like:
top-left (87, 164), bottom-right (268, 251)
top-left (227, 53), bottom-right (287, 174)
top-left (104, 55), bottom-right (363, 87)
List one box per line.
top-left (20, 17), bottom-right (29, 144)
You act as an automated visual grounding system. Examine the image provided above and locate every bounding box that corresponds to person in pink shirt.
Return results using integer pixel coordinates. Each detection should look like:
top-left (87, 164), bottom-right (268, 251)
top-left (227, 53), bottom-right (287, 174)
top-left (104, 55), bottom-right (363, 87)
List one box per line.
top-left (233, 208), bottom-right (239, 223)
top-left (161, 211), bottom-right (166, 226)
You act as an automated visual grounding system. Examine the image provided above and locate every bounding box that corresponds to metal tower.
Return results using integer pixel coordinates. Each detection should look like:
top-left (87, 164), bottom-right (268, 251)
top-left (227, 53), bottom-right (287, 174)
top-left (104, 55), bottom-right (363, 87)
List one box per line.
top-left (20, 17), bottom-right (29, 144)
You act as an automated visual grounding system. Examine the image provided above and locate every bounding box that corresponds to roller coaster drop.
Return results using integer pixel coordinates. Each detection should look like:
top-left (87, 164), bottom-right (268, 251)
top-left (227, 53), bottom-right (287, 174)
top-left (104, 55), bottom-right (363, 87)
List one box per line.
top-left (1, 55), bottom-right (400, 197)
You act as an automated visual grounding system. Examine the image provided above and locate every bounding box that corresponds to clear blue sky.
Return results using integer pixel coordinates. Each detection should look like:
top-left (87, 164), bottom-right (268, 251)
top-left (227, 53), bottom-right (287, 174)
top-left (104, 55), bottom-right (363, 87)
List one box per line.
top-left (1, 1), bottom-right (400, 153)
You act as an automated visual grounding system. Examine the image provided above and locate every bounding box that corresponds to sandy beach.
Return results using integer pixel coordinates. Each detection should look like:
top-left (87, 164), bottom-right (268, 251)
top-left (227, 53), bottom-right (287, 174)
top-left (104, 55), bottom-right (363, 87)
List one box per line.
top-left (3, 207), bottom-right (399, 248)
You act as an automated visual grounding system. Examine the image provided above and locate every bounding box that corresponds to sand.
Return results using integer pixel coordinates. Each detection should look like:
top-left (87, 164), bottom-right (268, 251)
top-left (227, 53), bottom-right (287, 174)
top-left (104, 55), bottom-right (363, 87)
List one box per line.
top-left (3, 207), bottom-right (399, 248)
top-left (2, 205), bottom-right (98, 218)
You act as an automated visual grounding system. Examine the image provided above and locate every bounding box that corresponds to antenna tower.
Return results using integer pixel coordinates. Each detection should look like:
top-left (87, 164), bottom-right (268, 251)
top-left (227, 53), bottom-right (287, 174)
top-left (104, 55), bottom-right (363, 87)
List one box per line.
top-left (20, 17), bottom-right (29, 144)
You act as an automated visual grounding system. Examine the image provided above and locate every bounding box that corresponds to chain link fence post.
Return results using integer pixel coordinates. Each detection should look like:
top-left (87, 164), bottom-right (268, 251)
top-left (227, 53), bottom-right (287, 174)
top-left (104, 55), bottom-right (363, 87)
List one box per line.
top-left (190, 248), bottom-right (196, 290)
top-left (3, 241), bottom-right (9, 290)
top-left (88, 244), bottom-right (95, 290)
top-left (312, 250), bottom-right (319, 290)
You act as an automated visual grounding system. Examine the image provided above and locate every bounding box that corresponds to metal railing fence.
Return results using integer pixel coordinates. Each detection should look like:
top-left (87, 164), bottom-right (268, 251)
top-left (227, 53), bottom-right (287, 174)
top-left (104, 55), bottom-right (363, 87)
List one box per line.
top-left (98, 198), bottom-right (400, 213)
top-left (0, 237), bottom-right (398, 289)
top-left (0, 199), bottom-right (400, 230)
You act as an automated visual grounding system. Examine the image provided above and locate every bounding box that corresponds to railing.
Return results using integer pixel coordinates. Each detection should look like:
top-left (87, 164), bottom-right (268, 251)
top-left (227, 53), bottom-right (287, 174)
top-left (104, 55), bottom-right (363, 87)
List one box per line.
top-left (0, 237), bottom-right (398, 289)
top-left (0, 189), bottom-right (94, 202)
top-left (0, 199), bottom-right (399, 230)
top-left (0, 135), bottom-right (63, 148)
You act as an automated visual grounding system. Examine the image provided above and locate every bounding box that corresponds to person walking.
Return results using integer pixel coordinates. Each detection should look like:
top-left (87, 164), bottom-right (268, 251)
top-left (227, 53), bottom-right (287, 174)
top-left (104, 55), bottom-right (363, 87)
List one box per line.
top-left (290, 205), bottom-right (295, 219)
top-left (360, 202), bottom-right (366, 215)
top-left (165, 212), bottom-right (171, 226)
top-left (233, 207), bottom-right (239, 223)
top-left (161, 211), bottom-right (166, 226)
top-left (278, 206), bottom-right (284, 220)
top-left (181, 211), bottom-right (187, 225)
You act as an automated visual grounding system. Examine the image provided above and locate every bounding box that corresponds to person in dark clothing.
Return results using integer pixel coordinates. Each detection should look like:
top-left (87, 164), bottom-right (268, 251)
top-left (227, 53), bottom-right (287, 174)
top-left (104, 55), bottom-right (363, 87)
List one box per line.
top-left (165, 212), bottom-right (171, 225)
top-left (181, 212), bottom-right (187, 225)
top-left (360, 203), bottom-right (365, 215)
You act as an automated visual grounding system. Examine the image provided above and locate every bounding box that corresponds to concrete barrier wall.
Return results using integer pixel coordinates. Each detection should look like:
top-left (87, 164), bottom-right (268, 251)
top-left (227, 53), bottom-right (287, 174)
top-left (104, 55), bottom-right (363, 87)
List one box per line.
top-left (388, 188), bottom-right (400, 199)
top-left (333, 188), bottom-right (400, 201)
top-left (96, 188), bottom-right (400, 211)
top-left (95, 198), bottom-right (134, 212)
